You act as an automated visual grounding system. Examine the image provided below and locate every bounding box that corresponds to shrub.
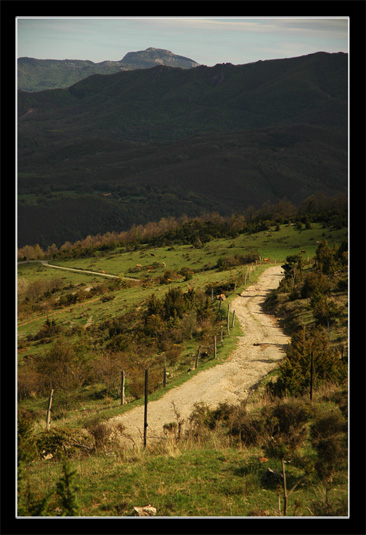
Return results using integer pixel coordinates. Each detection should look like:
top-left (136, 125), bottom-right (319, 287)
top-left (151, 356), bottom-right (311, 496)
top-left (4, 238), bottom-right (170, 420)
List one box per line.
top-left (336, 278), bottom-right (348, 292)
top-left (31, 318), bottom-right (63, 341)
top-left (55, 460), bottom-right (80, 516)
top-left (216, 253), bottom-right (259, 271)
top-left (87, 421), bottom-right (112, 450)
top-left (180, 266), bottom-right (194, 281)
top-left (268, 327), bottom-right (347, 398)
top-left (36, 428), bottom-right (73, 460)
top-left (163, 287), bottom-right (186, 319)
top-left (35, 338), bottom-right (92, 394)
top-left (310, 293), bottom-right (342, 326)
top-left (315, 240), bottom-right (339, 275)
top-left (300, 272), bottom-right (331, 299)
top-left (18, 365), bottom-right (46, 400)
top-left (91, 351), bottom-right (128, 398)
top-left (165, 346), bottom-right (181, 365)
top-left (230, 411), bottom-right (268, 447)
top-left (281, 254), bottom-right (304, 286)
top-left (127, 367), bottom-right (162, 400)
top-left (187, 402), bottom-right (221, 436)
top-left (310, 408), bottom-right (347, 480)
top-left (18, 410), bottom-right (38, 465)
top-left (262, 399), bottom-right (313, 458)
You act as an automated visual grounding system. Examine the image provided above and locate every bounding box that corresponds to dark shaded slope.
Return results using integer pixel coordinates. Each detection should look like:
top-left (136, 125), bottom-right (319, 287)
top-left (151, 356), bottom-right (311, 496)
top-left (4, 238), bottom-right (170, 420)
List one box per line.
top-left (17, 52), bottom-right (348, 248)
top-left (18, 125), bottom-right (347, 248)
top-left (18, 52), bottom-right (348, 142)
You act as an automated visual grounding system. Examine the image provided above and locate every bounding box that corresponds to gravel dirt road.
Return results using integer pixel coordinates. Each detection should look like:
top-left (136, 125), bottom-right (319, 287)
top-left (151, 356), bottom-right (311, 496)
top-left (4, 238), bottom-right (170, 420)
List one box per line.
top-left (108, 265), bottom-right (289, 448)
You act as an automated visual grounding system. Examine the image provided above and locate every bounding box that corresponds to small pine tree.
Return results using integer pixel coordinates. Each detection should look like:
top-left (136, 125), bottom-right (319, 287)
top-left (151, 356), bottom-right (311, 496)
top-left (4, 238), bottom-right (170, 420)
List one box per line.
top-left (315, 240), bottom-right (338, 275)
top-left (268, 326), bottom-right (347, 397)
top-left (55, 459), bottom-right (80, 516)
top-left (310, 293), bottom-right (342, 326)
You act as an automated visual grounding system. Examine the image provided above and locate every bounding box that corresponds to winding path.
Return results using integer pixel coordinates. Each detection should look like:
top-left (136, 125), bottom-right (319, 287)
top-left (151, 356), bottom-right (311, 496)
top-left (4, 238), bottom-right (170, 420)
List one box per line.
top-left (18, 260), bottom-right (138, 281)
top-left (108, 265), bottom-right (289, 448)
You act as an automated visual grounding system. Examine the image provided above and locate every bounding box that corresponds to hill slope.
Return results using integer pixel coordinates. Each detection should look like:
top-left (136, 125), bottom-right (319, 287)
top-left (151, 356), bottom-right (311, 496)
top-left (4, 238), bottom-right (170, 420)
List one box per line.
top-left (18, 52), bottom-right (347, 140)
top-left (17, 52), bottom-right (348, 248)
top-left (18, 47), bottom-right (199, 92)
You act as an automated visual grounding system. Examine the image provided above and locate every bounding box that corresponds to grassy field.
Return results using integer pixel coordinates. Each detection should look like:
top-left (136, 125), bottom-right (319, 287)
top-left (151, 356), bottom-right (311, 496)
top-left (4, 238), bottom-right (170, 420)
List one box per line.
top-left (44, 222), bottom-right (346, 275)
top-left (17, 223), bottom-right (348, 517)
top-left (18, 222), bottom-right (346, 338)
top-left (20, 384), bottom-right (348, 517)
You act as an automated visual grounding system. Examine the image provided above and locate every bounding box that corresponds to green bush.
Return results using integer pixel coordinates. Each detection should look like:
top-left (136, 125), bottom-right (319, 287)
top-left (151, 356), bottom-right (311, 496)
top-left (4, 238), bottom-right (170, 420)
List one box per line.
top-left (300, 272), bottom-right (331, 298)
top-left (55, 460), bottom-right (80, 516)
top-left (36, 428), bottom-right (72, 459)
top-left (230, 411), bottom-right (268, 447)
top-left (267, 327), bottom-right (347, 398)
top-left (263, 399), bottom-right (313, 458)
top-left (310, 408), bottom-right (347, 480)
top-left (310, 293), bottom-right (342, 326)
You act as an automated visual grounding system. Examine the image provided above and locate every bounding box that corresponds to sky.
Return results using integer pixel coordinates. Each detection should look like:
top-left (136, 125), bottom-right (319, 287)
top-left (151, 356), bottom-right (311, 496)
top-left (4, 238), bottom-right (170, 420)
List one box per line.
top-left (17, 17), bottom-right (349, 66)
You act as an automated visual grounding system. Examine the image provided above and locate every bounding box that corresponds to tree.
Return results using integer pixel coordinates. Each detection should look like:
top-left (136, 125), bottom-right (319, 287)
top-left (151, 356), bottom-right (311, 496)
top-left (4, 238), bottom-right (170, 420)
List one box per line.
top-left (55, 460), bottom-right (80, 516)
top-left (281, 254), bottom-right (304, 289)
top-left (269, 326), bottom-right (347, 397)
top-left (310, 293), bottom-right (342, 327)
top-left (315, 240), bottom-right (338, 275)
top-left (35, 338), bottom-right (90, 396)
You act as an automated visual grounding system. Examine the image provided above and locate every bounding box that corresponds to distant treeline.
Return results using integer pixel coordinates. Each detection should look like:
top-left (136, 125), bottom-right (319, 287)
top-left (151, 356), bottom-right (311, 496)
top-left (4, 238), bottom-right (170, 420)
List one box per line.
top-left (18, 191), bottom-right (347, 261)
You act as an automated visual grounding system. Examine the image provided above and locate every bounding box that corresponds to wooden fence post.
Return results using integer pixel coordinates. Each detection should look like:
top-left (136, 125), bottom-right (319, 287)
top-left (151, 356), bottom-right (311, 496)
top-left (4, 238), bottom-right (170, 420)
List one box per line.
top-left (120, 371), bottom-right (125, 405)
top-left (282, 458), bottom-right (288, 516)
top-left (163, 356), bottom-right (167, 387)
top-left (46, 388), bottom-right (54, 430)
top-left (231, 310), bottom-right (236, 329)
top-left (144, 369), bottom-right (148, 448)
top-left (214, 336), bottom-right (217, 359)
top-left (195, 345), bottom-right (201, 369)
top-left (227, 304), bottom-right (230, 336)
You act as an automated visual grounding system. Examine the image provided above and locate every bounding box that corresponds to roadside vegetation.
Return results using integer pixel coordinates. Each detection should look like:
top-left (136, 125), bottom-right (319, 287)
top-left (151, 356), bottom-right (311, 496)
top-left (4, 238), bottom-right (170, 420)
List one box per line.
top-left (17, 209), bottom-right (348, 517)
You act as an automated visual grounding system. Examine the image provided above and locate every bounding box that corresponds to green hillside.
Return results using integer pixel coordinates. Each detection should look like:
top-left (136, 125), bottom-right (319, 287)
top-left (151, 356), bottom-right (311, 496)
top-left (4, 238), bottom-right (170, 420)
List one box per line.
top-left (17, 224), bottom-right (348, 517)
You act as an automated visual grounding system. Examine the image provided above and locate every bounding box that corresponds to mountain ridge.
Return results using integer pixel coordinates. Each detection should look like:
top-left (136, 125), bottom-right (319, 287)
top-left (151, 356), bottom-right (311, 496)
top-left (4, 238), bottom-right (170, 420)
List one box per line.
top-left (19, 51), bottom-right (347, 142)
top-left (17, 52), bottom-right (348, 248)
top-left (18, 47), bottom-right (199, 92)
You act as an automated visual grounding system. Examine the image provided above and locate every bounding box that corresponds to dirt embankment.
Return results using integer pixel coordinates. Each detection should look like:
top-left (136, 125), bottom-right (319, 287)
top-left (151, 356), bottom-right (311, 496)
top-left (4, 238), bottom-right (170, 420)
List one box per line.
top-left (107, 265), bottom-right (289, 448)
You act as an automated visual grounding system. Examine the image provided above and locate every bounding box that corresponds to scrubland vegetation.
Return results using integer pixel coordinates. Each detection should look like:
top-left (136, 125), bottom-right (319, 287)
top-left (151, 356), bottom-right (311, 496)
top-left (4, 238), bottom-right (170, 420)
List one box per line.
top-left (17, 212), bottom-right (348, 517)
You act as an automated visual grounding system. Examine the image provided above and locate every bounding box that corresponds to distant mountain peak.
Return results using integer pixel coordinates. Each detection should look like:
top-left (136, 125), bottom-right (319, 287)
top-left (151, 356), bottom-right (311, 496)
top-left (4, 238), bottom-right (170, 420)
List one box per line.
top-left (18, 48), bottom-right (199, 92)
top-left (120, 47), bottom-right (199, 69)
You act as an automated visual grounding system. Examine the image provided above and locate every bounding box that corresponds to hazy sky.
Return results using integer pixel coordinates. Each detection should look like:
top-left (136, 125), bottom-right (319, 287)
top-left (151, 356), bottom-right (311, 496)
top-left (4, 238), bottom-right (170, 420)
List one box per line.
top-left (17, 17), bottom-right (349, 66)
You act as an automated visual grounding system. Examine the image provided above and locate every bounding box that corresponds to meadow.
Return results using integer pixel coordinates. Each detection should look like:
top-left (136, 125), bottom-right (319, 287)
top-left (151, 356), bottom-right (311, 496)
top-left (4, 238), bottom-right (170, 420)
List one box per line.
top-left (17, 221), bottom-right (348, 517)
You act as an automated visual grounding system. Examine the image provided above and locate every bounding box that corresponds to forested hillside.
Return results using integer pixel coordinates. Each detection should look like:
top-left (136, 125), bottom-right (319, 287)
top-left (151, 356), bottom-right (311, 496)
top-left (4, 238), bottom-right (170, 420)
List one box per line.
top-left (18, 52), bottom-right (348, 249)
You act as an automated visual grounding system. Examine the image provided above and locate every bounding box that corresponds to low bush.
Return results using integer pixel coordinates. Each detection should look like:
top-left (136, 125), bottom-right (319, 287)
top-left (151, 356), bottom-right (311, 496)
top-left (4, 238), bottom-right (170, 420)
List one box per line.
top-left (310, 407), bottom-right (348, 480)
top-left (267, 327), bottom-right (347, 398)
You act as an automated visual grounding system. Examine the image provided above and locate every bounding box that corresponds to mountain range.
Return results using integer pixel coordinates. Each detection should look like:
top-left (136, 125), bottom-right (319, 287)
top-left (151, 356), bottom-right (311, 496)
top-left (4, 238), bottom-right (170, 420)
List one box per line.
top-left (17, 51), bottom-right (348, 248)
top-left (18, 47), bottom-right (199, 92)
